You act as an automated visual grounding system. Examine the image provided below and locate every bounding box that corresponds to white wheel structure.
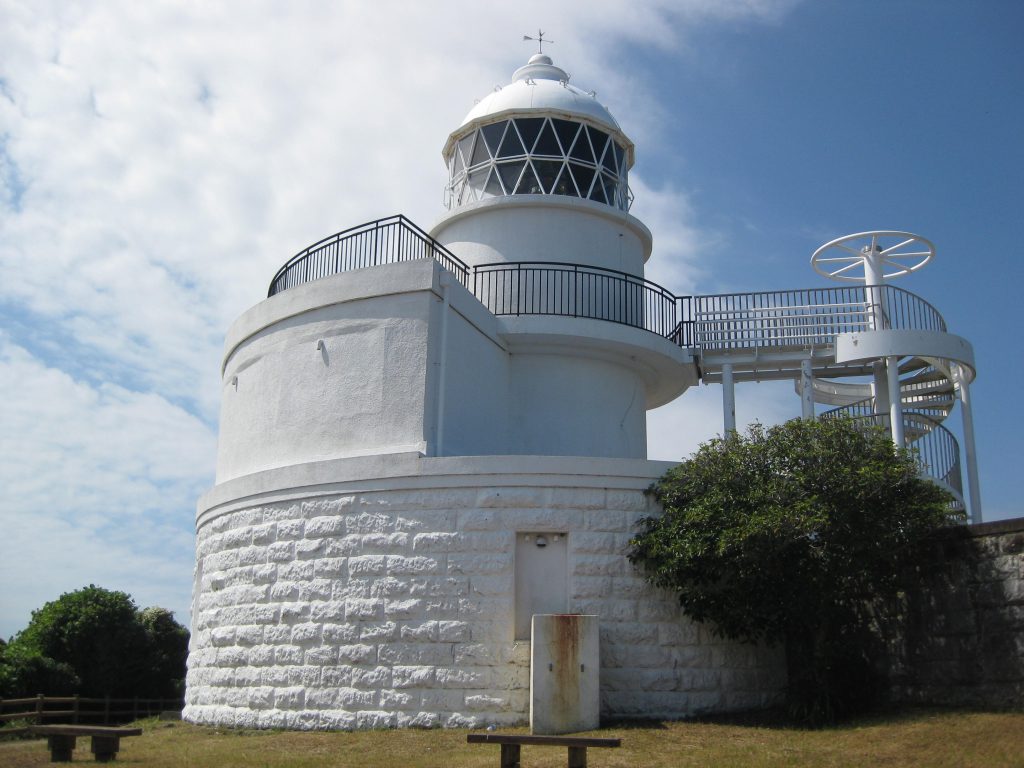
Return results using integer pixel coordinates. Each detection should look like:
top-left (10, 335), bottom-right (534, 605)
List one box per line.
top-left (811, 230), bottom-right (934, 284)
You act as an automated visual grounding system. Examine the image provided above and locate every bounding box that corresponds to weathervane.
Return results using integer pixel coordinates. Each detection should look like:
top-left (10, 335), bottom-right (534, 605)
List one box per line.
top-left (523, 29), bottom-right (553, 54)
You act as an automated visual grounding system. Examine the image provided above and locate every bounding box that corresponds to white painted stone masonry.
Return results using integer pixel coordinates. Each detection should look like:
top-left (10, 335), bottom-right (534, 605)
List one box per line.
top-left (185, 455), bottom-right (785, 729)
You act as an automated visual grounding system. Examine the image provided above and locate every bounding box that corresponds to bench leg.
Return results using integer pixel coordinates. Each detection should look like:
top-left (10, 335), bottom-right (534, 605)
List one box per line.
top-left (500, 742), bottom-right (521, 768)
top-left (91, 735), bottom-right (122, 763)
top-left (568, 745), bottom-right (588, 768)
top-left (46, 734), bottom-right (76, 762)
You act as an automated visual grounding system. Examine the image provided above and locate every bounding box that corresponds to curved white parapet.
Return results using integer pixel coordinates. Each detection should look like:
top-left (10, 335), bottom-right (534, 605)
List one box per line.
top-left (185, 453), bottom-right (784, 730)
top-left (431, 194), bottom-right (653, 271)
top-left (835, 329), bottom-right (975, 377)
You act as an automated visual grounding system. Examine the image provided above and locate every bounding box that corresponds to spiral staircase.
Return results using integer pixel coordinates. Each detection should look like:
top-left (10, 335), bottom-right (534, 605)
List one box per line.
top-left (695, 231), bottom-right (977, 515)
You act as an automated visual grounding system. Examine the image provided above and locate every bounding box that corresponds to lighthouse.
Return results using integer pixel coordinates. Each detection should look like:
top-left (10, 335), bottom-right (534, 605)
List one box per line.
top-left (184, 51), bottom-right (786, 730)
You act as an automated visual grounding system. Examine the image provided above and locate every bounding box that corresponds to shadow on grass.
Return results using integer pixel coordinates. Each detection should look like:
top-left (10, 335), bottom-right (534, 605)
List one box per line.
top-left (608, 704), bottom-right (1009, 733)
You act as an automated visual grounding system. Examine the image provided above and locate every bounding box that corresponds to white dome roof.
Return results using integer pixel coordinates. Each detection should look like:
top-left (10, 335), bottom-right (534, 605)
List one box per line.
top-left (461, 54), bottom-right (622, 132)
top-left (444, 54), bottom-right (634, 166)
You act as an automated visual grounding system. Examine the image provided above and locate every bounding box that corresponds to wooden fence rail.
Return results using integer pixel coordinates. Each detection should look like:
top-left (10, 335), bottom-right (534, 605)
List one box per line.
top-left (0, 694), bottom-right (184, 727)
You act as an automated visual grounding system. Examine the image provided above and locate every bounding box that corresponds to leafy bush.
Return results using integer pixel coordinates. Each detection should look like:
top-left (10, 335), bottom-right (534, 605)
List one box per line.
top-left (629, 418), bottom-right (960, 723)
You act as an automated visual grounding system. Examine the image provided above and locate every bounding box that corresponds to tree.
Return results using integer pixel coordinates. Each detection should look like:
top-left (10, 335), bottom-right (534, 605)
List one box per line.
top-left (139, 607), bottom-right (191, 699)
top-left (629, 418), bottom-right (960, 723)
top-left (1, 586), bottom-right (189, 699)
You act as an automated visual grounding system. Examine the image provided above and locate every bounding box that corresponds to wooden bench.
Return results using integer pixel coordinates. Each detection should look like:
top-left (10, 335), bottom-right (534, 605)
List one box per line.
top-left (30, 725), bottom-right (143, 763)
top-left (467, 733), bottom-right (621, 768)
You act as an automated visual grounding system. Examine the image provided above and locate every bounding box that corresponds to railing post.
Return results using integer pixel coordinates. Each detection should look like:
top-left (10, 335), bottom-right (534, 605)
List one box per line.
top-left (73, 694), bottom-right (80, 724)
top-left (104, 694), bottom-right (111, 725)
top-left (574, 264), bottom-right (579, 318)
top-left (36, 693), bottom-right (44, 725)
top-left (517, 264), bottom-right (522, 316)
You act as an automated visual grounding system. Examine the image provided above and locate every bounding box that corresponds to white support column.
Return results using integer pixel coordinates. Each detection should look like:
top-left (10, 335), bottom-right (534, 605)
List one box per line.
top-left (886, 355), bottom-right (904, 448)
top-left (800, 358), bottom-right (814, 421)
top-left (721, 363), bottom-right (736, 435)
top-left (872, 360), bottom-right (889, 429)
top-left (956, 367), bottom-right (983, 523)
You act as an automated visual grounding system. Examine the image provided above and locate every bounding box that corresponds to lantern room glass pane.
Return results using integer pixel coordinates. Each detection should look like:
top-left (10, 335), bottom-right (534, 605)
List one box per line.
top-left (569, 163), bottom-right (595, 197)
top-left (594, 142), bottom-right (610, 174)
top-left (589, 128), bottom-right (610, 167)
top-left (467, 168), bottom-right (489, 200)
top-left (497, 161), bottom-right (526, 194)
top-left (598, 171), bottom-right (617, 205)
top-left (481, 122), bottom-right (507, 157)
top-left (497, 125), bottom-right (526, 158)
top-left (516, 163), bottom-right (543, 195)
top-left (569, 128), bottom-right (595, 163)
top-left (534, 119), bottom-right (563, 156)
top-left (552, 119), bottom-right (579, 156)
top-left (470, 129), bottom-right (491, 166)
top-left (458, 134), bottom-right (475, 168)
top-left (515, 118), bottom-right (544, 153)
top-left (610, 141), bottom-right (623, 174)
top-left (532, 159), bottom-right (562, 193)
top-left (550, 164), bottom-right (576, 197)
top-left (483, 169), bottom-right (504, 198)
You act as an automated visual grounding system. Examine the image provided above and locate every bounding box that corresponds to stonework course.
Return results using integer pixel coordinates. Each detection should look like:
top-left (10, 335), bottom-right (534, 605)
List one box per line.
top-left (889, 517), bottom-right (1024, 708)
top-left (184, 482), bottom-right (784, 729)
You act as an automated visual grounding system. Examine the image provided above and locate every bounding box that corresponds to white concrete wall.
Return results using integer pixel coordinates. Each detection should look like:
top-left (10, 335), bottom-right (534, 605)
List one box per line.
top-left (430, 196), bottom-right (653, 276)
top-left (428, 287), bottom-right (511, 457)
top-left (216, 260), bottom-right (693, 478)
top-left (185, 455), bottom-right (785, 730)
top-left (507, 353), bottom-right (646, 458)
top-left (216, 264), bottom-right (438, 482)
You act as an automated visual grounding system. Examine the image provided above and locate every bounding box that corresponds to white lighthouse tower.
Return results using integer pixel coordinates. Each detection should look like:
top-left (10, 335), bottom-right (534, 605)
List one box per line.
top-left (184, 52), bottom-right (785, 730)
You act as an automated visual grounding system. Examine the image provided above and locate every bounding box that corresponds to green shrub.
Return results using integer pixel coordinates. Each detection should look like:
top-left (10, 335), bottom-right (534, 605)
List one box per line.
top-left (630, 418), bottom-right (960, 724)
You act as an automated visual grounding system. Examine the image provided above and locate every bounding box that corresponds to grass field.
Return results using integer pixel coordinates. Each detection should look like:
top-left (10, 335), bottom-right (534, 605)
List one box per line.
top-left (2, 709), bottom-right (1022, 767)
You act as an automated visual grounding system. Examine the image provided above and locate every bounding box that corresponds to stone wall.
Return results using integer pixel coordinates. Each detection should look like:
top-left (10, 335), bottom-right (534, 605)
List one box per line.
top-left (889, 517), bottom-right (1024, 708)
top-left (185, 459), bottom-right (784, 730)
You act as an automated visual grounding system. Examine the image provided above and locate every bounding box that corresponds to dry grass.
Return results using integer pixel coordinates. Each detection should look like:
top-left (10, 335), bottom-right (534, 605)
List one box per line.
top-left (1, 709), bottom-right (1022, 767)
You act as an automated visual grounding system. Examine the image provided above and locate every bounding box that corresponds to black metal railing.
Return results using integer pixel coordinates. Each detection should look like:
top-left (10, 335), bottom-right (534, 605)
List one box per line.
top-left (265, 217), bottom-right (949, 353)
top-left (472, 261), bottom-right (680, 337)
top-left (268, 215), bottom-right (469, 297)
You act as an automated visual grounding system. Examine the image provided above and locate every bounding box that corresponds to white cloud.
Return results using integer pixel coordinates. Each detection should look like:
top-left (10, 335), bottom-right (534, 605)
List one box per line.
top-left (0, 0), bottom-right (803, 637)
top-left (0, 335), bottom-right (215, 637)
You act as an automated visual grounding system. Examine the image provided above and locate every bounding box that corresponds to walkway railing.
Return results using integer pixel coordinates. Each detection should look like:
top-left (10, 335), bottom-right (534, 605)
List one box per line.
top-left (268, 215), bottom-right (470, 297)
top-left (690, 285), bottom-right (946, 350)
top-left (473, 261), bottom-right (680, 337)
top-left (266, 217), bottom-right (947, 352)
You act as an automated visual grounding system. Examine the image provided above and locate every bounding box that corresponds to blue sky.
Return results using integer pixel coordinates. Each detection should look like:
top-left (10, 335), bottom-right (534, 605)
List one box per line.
top-left (1, 0), bottom-right (1020, 639)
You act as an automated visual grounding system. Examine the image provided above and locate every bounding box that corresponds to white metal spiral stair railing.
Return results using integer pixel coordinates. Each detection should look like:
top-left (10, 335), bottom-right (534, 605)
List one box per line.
top-left (819, 369), bottom-right (966, 509)
top-left (696, 231), bottom-right (980, 521)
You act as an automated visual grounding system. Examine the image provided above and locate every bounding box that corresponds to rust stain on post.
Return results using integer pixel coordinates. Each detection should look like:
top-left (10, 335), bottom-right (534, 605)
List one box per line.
top-left (552, 614), bottom-right (582, 730)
